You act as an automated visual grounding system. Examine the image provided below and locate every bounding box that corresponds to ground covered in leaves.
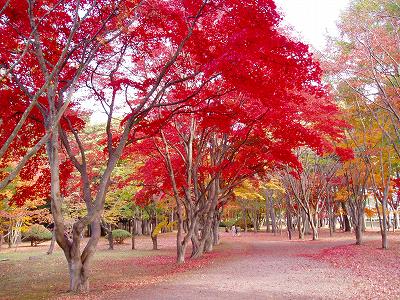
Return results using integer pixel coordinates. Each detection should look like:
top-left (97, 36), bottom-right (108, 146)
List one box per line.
top-left (1, 230), bottom-right (399, 299)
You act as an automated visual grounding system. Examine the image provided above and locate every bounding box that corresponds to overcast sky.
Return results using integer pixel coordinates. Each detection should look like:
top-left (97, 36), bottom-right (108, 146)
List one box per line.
top-left (275, 0), bottom-right (350, 50)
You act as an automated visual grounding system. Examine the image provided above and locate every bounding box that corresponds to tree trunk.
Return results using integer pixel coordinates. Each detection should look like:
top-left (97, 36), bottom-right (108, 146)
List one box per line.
top-left (252, 209), bottom-right (258, 233)
top-left (204, 228), bottom-right (213, 253)
top-left (150, 215), bottom-right (158, 250)
top-left (176, 204), bottom-right (189, 264)
top-left (342, 202), bottom-right (351, 232)
top-left (298, 210), bottom-right (305, 239)
top-left (212, 213), bottom-right (220, 245)
top-left (47, 231), bottom-right (56, 255)
top-left (131, 219), bottom-right (136, 250)
top-left (101, 221), bottom-right (113, 250)
top-left (177, 241), bottom-right (188, 264)
top-left (269, 198), bottom-right (277, 235)
top-left (0, 233), bottom-right (3, 250)
top-left (151, 236), bottom-right (158, 250)
top-left (355, 225), bottom-right (362, 245)
top-left (286, 202), bottom-right (292, 240)
top-left (265, 198), bottom-right (270, 233)
top-left (394, 210), bottom-right (399, 230)
top-left (68, 258), bottom-right (88, 293)
top-left (67, 219), bottom-right (101, 293)
top-left (311, 225), bottom-right (318, 240)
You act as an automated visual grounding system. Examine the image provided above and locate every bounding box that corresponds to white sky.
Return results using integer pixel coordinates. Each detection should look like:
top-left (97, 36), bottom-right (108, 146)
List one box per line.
top-left (275, 0), bottom-right (350, 50)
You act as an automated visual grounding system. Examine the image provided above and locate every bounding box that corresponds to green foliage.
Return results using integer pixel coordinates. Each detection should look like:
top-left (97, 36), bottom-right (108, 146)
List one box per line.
top-left (24, 224), bottom-right (52, 246)
top-left (111, 229), bottom-right (131, 244)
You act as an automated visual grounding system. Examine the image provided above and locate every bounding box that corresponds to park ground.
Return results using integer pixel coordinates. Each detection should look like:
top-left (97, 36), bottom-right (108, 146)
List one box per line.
top-left (1, 230), bottom-right (400, 299)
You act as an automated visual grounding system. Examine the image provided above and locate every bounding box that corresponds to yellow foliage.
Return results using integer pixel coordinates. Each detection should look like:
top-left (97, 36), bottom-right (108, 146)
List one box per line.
top-left (151, 218), bottom-right (176, 238)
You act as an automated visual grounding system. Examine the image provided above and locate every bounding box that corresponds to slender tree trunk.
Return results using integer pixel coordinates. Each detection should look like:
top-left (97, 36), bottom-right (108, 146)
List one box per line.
top-left (101, 220), bottom-right (113, 250)
top-left (342, 202), bottom-right (351, 232)
top-left (176, 204), bottom-right (188, 264)
top-left (394, 210), bottom-right (399, 230)
top-left (311, 226), bottom-right (318, 240)
top-left (286, 208), bottom-right (292, 240)
top-left (212, 212), bottom-right (220, 245)
top-left (0, 233), bottom-right (3, 250)
top-left (265, 198), bottom-right (270, 233)
top-left (270, 198), bottom-right (277, 235)
top-left (355, 225), bottom-right (362, 245)
top-left (47, 231), bottom-right (56, 255)
top-left (150, 215), bottom-right (158, 250)
top-left (309, 213), bottom-right (319, 241)
top-left (278, 205), bottom-right (282, 235)
top-left (381, 206), bottom-right (388, 249)
top-left (298, 210), bottom-right (305, 239)
top-left (131, 219), bottom-right (136, 250)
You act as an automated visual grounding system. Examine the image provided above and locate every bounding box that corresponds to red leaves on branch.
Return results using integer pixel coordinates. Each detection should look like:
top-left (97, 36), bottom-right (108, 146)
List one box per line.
top-left (335, 147), bottom-right (355, 162)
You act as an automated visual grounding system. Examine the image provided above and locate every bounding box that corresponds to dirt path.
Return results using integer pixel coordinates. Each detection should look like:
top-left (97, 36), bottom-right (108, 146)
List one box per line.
top-left (109, 232), bottom-right (365, 300)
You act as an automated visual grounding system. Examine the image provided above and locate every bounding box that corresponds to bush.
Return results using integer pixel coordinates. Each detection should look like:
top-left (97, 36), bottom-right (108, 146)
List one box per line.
top-left (111, 229), bottom-right (131, 244)
top-left (25, 225), bottom-right (52, 246)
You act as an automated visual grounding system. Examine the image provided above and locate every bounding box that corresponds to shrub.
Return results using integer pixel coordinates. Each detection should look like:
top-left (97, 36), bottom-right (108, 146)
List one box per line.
top-left (25, 225), bottom-right (52, 246)
top-left (111, 229), bottom-right (131, 244)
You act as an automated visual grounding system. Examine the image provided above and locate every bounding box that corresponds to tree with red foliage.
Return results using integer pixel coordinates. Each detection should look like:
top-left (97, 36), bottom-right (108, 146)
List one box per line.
top-left (0, 0), bottom-right (141, 292)
top-left (131, 6), bottom-right (347, 258)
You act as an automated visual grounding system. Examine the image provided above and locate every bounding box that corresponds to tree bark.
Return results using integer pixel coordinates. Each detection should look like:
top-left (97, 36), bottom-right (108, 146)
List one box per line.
top-left (47, 231), bottom-right (56, 255)
top-left (342, 202), bottom-right (351, 232)
top-left (286, 196), bottom-right (293, 240)
top-left (204, 227), bottom-right (213, 253)
top-left (212, 212), bottom-right (220, 246)
top-left (100, 220), bottom-right (113, 250)
top-left (67, 219), bottom-right (101, 292)
top-left (131, 219), bottom-right (136, 250)
top-left (355, 225), bottom-right (363, 245)
top-left (394, 210), bottom-right (399, 230)
top-left (151, 236), bottom-right (158, 250)
top-left (269, 198), bottom-right (277, 235)
top-left (381, 198), bottom-right (388, 249)
top-left (298, 210), bottom-right (305, 239)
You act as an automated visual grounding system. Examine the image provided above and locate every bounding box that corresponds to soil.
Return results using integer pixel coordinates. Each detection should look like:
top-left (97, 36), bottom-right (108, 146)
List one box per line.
top-left (2, 229), bottom-right (399, 299)
top-left (108, 230), bottom-right (397, 300)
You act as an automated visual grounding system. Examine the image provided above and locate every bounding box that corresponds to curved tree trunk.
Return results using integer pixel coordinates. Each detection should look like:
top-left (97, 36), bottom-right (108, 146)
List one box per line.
top-left (67, 219), bottom-right (101, 292)
top-left (47, 231), bottom-right (56, 254)
top-left (100, 220), bottom-right (113, 250)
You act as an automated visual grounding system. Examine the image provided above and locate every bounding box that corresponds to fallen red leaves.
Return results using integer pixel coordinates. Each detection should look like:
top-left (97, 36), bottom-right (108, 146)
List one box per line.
top-left (303, 238), bottom-right (400, 299)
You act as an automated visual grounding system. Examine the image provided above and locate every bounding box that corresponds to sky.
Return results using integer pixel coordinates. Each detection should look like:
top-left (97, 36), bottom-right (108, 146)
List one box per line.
top-left (275, 0), bottom-right (350, 50)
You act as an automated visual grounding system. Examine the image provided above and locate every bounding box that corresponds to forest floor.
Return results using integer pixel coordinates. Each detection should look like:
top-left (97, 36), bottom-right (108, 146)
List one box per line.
top-left (1, 229), bottom-right (400, 299)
